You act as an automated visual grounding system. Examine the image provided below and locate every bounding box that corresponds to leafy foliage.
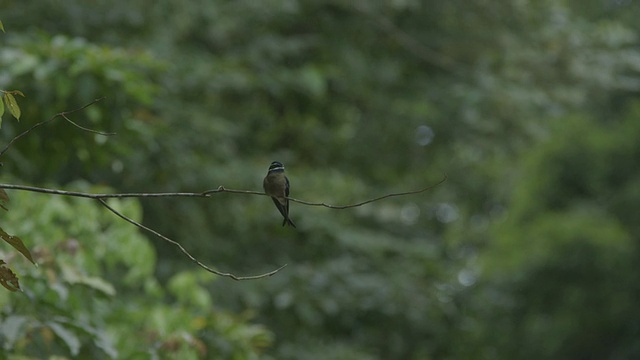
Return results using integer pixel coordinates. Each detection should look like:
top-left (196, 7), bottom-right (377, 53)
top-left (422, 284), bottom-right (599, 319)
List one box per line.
top-left (458, 109), bottom-right (640, 360)
top-left (0, 90), bottom-right (25, 126)
top-left (0, 33), bottom-right (161, 184)
top-left (0, 183), bottom-right (272, 358)
top-left (0, 178), bottom-right (35, 293)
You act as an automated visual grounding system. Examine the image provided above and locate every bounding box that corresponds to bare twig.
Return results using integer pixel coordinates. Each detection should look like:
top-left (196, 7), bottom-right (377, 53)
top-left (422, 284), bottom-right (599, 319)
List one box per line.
top-left (0, 181), bottom-right (287, 280)
top-left (0, 97), bottom-right (110, 157)
top-left (0, 98), bottom-right (446, 281)
top-left (288, 174), bottom-right (448, 209)
top-left (61, 114), bottom-right (116, 136)
top-left (0, 184), bottom-right (214, 199)
top-left (97, 198), bottom-right (286, 281)
top-left (0, 178), bottom-right (445, 279)
top-left (0, 173), bottom-right (446, 207)
top-left (0, 176), bottom-right (447, 209)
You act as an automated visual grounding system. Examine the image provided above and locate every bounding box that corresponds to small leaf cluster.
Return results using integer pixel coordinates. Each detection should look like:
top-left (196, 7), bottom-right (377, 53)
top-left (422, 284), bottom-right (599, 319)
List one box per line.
top-left (0, 20), bottom-right (24, 127)
top-left (0, 188), bottom-right (35, 292)
top-left (0, 90), bottom-right (24, 127)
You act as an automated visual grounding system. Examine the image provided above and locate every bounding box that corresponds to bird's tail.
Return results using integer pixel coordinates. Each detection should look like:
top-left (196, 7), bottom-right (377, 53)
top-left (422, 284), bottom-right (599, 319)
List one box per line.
top-left (282, 217), bottom-right (296, 228)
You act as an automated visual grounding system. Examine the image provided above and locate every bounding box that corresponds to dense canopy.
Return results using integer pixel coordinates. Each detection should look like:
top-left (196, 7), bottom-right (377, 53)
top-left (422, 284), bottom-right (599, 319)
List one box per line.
top-left (1, 0), bottom-right (639, 359)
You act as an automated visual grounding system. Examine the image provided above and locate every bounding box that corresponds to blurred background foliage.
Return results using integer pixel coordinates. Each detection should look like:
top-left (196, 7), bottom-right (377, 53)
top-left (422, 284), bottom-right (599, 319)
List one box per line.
top-left (1, 0), bottom-right (639, 359)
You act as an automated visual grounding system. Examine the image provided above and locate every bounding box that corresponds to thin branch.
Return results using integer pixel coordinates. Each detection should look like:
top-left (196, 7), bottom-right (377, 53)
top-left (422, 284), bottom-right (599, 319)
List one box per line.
top-left (97, 198), bottom-right (287, 281)
top-left (0, 177), bottom-right (445, 279)
top-left (0, 99), bottom-right (446, 281)
top-left (0, 184), bottom-right (214, 199)
top-left (0, 181), bottom-right (286, 279)
top-left (0, 175), bottom-right (446, 207)
top-left (0, 97), bottom-right (109, 158)
top-left (289, 174), bottom-right (448, 209)
top-left (61, 114), bottom-right (116, 136)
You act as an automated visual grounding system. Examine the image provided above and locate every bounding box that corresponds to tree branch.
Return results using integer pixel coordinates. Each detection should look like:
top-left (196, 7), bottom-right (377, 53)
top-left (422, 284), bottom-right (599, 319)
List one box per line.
top-left (0, 97), bottom-right (285, 280)
top-left (0, 176), bottom-right (445, 280)
top-left (61, 113), bottom-right (116, 136)
top-left (0, 97), bottom-right (111, 158)
top-left (0, 174), bottom-right (446, 208)
top-left (0, 186), bottom-right (287, 280)
top-left (97, 198), bottom-right (286, 281)
top-left (0, 184), bottom-right (215, 199)
top-left (0, 97), bottom-right (446, 281)
top-left (288, 175), bottom-right (448, 209)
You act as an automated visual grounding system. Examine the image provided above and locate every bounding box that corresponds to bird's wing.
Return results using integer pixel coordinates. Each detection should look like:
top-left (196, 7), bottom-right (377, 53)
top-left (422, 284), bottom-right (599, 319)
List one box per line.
top-left (271, 197), bottom-right (289, 219)
top-left (285, 176), bottom-right (290, 197)
top-left (284, 176), bottom-right (291, 215)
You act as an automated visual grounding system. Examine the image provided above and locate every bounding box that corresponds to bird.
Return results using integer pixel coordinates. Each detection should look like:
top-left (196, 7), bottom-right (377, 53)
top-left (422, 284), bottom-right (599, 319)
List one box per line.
top-left (263, 161), bottom-right (296, 228)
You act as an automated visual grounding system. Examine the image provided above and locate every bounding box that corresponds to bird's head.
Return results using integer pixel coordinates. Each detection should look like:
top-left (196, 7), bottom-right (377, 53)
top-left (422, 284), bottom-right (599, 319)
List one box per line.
top-left (268, 161), bottom-right (285, 173)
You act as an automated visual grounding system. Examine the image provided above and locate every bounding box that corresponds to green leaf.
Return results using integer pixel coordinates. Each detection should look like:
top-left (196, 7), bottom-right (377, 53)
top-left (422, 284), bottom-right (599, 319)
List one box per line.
top-left (0, 95), bottom-right (5, 122)
top-left (93, 328), bottom-right (119, 359)
top-left (168, 271), bottom-right (212, 309)
top-left (0, 227), bottom-right (36, 265)
top-left (0, 189), bottom-right (9, 211)
top-left (56, 317), bottom-right (119, 359)
top-left (4, 93), bottom-right (20, 121)
top-left (0, 315), bottom-right (29, 347)
top-left (61, 264), bottom-right (116, 296)
top-left (0, 20), bottom-right (4, 33)
top-left (47, 321), bottom-right (81, 356)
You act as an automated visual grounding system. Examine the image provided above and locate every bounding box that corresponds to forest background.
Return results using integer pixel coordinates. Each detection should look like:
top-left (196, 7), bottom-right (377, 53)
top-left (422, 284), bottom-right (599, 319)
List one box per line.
top-left (1, 0), bottom-right (640, 359)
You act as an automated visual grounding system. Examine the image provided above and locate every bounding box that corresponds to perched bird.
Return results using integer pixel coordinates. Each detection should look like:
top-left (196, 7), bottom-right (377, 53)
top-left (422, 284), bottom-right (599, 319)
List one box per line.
top-left (263, 161), bottom-right (296, 228)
